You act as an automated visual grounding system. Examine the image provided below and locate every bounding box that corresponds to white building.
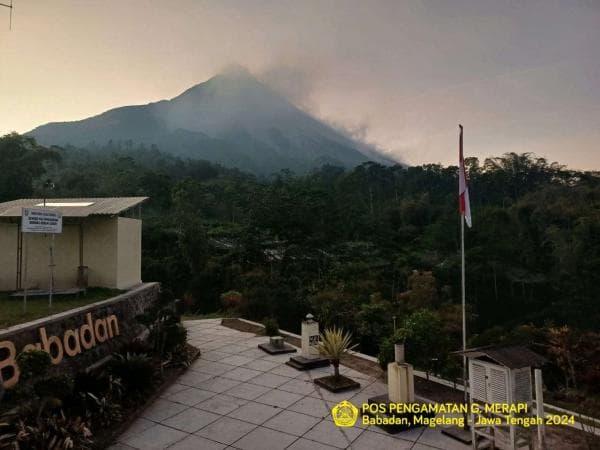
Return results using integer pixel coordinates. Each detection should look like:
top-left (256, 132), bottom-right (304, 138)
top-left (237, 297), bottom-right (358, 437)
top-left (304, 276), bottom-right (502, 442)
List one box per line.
top-left (0, 197), bottom-right (147, 291)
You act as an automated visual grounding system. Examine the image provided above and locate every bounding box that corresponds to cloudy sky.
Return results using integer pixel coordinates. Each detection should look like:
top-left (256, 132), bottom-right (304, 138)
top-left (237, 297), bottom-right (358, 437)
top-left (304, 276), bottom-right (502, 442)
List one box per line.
top-left (1, 0), bottom-right (599, 168)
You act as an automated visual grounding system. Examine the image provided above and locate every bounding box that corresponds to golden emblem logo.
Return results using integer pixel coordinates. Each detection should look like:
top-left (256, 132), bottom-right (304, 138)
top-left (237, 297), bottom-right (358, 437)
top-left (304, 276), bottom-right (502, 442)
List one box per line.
top-left (331, 400), bottom-right (359, 427)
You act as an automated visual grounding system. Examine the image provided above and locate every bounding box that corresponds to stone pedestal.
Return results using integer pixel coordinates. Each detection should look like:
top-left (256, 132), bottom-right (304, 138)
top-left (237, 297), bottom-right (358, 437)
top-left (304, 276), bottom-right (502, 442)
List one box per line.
top-left (301, 319), bottom-right (320, 359)
top-left (388, 362), bottom-right (415, 403)
top-left (270, 336), bottom-right (284, 348)
top-left (366, 346), bottom-right (432, 434)
top-left (257, 335), bottom-right (297, 355)
top-left (287, 314), bottom-right (329, 370)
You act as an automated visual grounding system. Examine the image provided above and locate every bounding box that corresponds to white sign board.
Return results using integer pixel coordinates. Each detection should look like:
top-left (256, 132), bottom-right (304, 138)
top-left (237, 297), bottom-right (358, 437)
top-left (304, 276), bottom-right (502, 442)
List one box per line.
top-left (21, 208), bottom-right (63, 233)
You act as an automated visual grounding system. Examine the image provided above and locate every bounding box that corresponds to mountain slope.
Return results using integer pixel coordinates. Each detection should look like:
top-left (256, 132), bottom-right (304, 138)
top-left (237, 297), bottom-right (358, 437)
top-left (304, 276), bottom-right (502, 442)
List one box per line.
top-left (29, 67), bottom-right (396, 173)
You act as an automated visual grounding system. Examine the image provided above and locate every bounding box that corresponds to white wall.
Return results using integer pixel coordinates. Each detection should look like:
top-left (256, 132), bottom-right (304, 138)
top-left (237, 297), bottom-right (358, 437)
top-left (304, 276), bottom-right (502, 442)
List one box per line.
top-left (116, 217), bottom-right (142, 289)
top-left (0, 216), bottom-right (142, 291)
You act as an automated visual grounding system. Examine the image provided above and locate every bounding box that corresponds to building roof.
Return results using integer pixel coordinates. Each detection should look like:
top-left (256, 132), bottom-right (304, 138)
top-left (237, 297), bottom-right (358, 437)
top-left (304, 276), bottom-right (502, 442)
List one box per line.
top-left (0, 197), bottom-right (148, 218)
top-left (456, 344), bottom-right (548, 369)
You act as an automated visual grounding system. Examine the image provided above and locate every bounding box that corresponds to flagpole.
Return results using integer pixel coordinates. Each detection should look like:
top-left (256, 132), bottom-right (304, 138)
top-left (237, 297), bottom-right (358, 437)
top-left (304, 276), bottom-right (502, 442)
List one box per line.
top-left (461, 206), bottom-right (468, 425)
top-left (459, 124), bottom-right (468, 430)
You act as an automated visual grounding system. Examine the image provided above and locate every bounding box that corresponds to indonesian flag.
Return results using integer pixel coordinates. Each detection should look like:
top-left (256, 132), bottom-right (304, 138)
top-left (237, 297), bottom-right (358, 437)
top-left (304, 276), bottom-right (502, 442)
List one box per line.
top-left (458, 125), bottom-right (472, 227)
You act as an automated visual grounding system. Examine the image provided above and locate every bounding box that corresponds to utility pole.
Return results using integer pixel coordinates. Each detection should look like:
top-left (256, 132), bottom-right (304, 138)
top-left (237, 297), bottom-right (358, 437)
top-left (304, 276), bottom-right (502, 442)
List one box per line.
top-left (0, 0), bottom-right (13, 30)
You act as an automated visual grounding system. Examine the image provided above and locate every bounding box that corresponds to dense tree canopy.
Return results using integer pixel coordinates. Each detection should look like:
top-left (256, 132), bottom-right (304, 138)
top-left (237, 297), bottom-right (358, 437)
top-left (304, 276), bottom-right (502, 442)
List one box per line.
top-left (1, 133), bottom-right (599, 395)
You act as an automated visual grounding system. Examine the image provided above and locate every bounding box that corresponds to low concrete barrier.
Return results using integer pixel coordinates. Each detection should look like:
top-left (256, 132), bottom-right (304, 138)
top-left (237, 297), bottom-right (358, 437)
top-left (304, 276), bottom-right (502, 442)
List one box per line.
top-left (0, 282), bottom-right (160, 388)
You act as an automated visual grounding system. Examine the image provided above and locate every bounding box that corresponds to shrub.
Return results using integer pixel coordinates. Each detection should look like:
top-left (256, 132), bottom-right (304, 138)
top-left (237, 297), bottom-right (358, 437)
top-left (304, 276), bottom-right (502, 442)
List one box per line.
top-left (11, 412), bottom-right (93, 449)
top-left (109, 353), bottom-right (155, 395)
top-left (84, 391), bottom-right (123, 428)
top-left (137, 306), bottom-right (188, 360)
top-left (164, 322), bottom-right (188, 354)
top-left (16, 349), bottom-right (51, 381)
top-left (262, 317), bottom-right (279, 336)
top-left (377, 328), bottom-right (409, 369)
top-left (220, 290), bottom-right (242, 311)
top-left (318, 327), bottom-right (357, 378)
top-left (73, 371), bottom-right (110, 398)
top-left (34, 374), bottom-right (74, 400)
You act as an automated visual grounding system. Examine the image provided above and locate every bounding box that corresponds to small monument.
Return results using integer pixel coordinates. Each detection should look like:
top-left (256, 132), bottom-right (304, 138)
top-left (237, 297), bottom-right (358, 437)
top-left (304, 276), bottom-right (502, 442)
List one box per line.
top-left (257, 319), bottom-right (297, 356)
top-left (387, 343), bottom-right (414, 403)
top-left (286, 314), bottom-right (330, 370)
top-left (258, 334), bottom-right (297, 355)
top-left (366, 342), bottom-right (434, 434)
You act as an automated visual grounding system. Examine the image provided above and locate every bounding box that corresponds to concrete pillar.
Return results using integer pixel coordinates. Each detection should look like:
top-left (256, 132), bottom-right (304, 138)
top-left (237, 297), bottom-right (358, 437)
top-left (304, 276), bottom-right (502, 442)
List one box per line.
top-left (388, 362), bottom-right (415, 403)
top-left (535, 369), bottom-right (546, 450)
top-left (301, 314), bottom-right (320, 359)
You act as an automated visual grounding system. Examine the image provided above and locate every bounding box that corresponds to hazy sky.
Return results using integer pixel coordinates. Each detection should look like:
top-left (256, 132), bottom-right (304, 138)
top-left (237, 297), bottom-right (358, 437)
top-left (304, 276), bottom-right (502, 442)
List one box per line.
top-left (1, 0), bottom-right (599, 169)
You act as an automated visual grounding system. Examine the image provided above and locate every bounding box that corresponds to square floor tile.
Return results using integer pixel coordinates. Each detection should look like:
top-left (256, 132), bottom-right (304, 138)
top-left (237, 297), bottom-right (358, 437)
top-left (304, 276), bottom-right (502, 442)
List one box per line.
top-left (166, 387), bottom-right (216, 406)
top-left (227, 401), bottom-right (283, 425)
top-left (225, 382), bottom-right (273, 400)
top-left (231, 426), bottom-right (297, 450)
top-left (239, 348), bottom-right (269, 359)
top-left (411, 443), bottom-right (442, 450)
top-left (260, 353), bottom-right (294, 363)
top-left (167, 434), bottom-right (225, 450)
top-left (223, 367), bottom-right (263, 382)
top-left (219, 344), bottom-right (249, 354)
top-left (191, 361), bottom-right (234, 376)
top-left (278, 379), bottom-right (319, 395)
top-left (177, 370), bottom-right (214, 388)
top-left (288, 396), bottom-right (333, 418)
top-left (311, 386), bottom-right (359, 403)
top-left (286, 438), bottom-right (338, 450)
top-left (199, 351), bottom-right (230, 361)
top-left (254, 389), bottom-right (304, 408)
top-left (248, 373), bottom-right (290, 388)
top-left (303, 419), bottom-right (363, 449)
top-left (351, 429), bottom-right (413, 449)
top-left (243, 359), bottom-right (280, 371)
top-left (159, 382), bottom-right (188, 398)
top-left (263, 410), bottom-right (321, 436)
top-left (118, 418), bottom-right (154, 441)
top-left (220, 355), bottom-right (255, 366)
top-left (195, 416), bottom-right (257, 445)
top-left (121, 423), bottom-right (188, 449)
top-left (271, 364), bottom-right (303, 378)
top-left (416, 427), bottom-right (471, 450)
top-left (194, 393), bottom-right (248, 415)
top-left (201, 377), bottom-right (242, 393)
top-left (162, 407), bottom-right (220, 433)
top-left (201, 341), bottom-right (230, 350)
top-left (140, 399), bottom-right (188, 422)
top-left (108, 443), bottom-right (137, 450)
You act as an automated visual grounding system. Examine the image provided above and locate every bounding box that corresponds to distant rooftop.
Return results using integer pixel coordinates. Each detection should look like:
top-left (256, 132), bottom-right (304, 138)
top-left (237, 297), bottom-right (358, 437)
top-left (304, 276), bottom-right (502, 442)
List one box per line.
top-left (0, 197), bottom-right (148, 218)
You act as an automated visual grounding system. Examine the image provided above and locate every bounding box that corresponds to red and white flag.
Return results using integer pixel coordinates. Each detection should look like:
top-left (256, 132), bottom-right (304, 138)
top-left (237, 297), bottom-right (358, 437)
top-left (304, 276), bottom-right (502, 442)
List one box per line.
top-left (458, 125), bottom-right (472, 227)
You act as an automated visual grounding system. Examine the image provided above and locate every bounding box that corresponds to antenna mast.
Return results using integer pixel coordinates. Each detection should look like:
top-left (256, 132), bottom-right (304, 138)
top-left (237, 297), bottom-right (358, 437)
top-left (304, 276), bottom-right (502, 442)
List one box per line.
top-left (0, 0), bottom-right (13, 30)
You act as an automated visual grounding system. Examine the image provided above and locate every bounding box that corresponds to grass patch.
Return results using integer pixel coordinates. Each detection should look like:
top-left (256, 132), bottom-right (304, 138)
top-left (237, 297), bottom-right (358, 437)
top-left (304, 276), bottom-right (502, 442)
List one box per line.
top-left (0, 287), bottom-right (123, 329)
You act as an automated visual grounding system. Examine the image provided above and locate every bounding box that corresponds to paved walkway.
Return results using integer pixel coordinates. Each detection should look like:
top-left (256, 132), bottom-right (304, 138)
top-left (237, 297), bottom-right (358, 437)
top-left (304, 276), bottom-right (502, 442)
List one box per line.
top-left (110, 319), bottom-right (470, 450)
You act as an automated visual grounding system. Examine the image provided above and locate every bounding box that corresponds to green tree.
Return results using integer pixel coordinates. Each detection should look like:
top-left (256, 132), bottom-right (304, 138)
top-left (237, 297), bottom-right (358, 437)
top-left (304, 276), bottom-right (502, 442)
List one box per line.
top-left (0, 133), bottom-right (60, 201)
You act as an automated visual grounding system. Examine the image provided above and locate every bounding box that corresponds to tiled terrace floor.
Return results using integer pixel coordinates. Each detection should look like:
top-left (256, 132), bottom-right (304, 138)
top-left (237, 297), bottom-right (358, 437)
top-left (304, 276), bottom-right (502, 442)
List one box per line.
top-left (110, 319), bottom-right (470, 450)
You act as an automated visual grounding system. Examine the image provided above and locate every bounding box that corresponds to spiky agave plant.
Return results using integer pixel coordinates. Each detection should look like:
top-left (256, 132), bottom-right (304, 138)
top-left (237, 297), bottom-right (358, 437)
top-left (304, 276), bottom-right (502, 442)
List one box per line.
top-left (318, 327), bottom-right (357, 379)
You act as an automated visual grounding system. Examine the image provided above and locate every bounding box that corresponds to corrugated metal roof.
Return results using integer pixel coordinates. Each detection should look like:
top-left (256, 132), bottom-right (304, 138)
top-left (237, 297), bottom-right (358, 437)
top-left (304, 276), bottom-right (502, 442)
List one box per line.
top-left (456, 344), bottom-right (548, 369)
top-left (0, 197), bottom-right (148, 218)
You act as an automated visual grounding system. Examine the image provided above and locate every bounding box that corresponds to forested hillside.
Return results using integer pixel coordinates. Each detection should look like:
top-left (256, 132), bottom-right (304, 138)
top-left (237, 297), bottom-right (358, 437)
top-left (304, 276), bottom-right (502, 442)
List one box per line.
top-left (28, 68), bottom-right (393, 174)
top-left (1, 132), bottom-right (599, 401)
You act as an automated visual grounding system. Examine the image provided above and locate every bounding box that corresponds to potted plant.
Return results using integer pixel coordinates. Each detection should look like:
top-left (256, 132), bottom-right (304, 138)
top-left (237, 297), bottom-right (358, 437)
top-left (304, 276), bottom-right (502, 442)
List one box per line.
top-left (313, 326), bottom-right (361, 392)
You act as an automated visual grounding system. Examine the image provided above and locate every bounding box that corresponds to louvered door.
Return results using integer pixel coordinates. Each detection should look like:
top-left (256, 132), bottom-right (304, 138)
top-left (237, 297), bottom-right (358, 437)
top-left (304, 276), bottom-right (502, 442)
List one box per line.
top-left (488, 366), bottom-right (509, 403)
top-left (470, 361), bottom-right (488, 402)
top-left (469, 360), bottom-right (510, 404)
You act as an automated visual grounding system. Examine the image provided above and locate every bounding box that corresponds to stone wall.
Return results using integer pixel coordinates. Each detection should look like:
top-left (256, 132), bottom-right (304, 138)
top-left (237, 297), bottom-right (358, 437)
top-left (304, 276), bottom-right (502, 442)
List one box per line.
top-left (0, 282), bottom-right (160, 388)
